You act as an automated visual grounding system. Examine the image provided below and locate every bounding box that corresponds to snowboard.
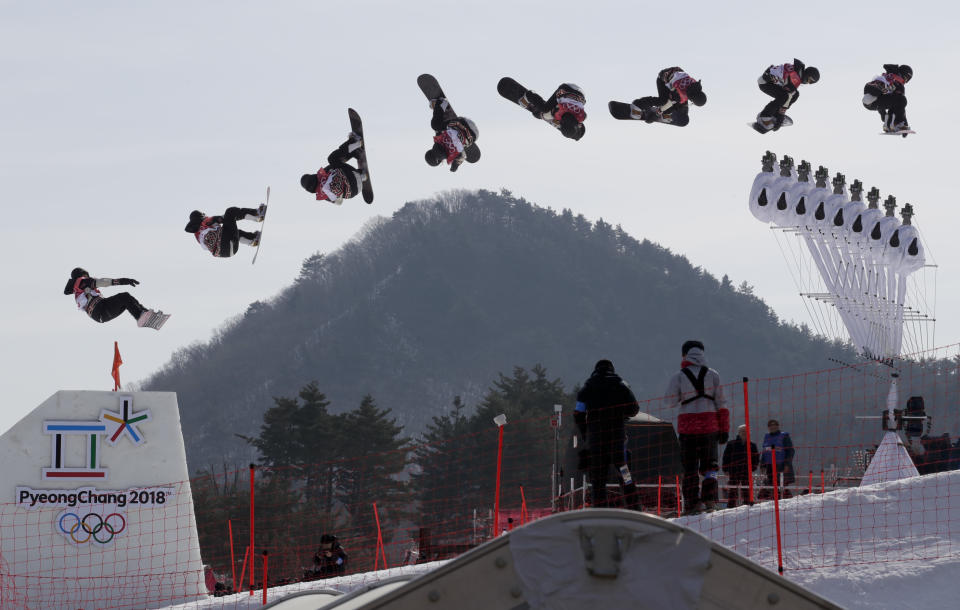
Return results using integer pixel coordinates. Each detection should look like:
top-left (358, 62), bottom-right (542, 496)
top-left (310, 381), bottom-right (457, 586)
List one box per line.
top-left (880, 129), bottom-right (915, 138)
top-left (749, 116), bottom-right (794, 134)
top-left (608, 100), bottom-right (644, 121)
top-left (417, 74), bottom-right (480, 163)
top-left (347, 108), bottom-right (374, 203)
top-left (497, 77), bottom-right (562, 130)
top-left (608, 100), bottom-right (673, 124)
top-left (251, 186), bottom-right (269, 265)
top-left (139, 310), bottom-right (171, 330)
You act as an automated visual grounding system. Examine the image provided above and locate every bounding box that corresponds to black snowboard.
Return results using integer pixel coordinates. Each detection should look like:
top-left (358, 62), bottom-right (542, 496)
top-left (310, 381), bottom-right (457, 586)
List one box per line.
top-left (608, 101), bottom-right (640, 120)
top-left (417, 73), bottom-right (480, 163)
top-left (498, 77), bottom-right (559, 128)
top-left (347, 108), bottom-right (374, 204)
top-left (609, 99), bottom-right (678, 125)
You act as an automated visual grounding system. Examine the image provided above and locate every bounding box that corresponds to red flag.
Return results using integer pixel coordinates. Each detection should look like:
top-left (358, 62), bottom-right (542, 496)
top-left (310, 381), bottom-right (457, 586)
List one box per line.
top-left (111, 341), bottom-right (123, 391)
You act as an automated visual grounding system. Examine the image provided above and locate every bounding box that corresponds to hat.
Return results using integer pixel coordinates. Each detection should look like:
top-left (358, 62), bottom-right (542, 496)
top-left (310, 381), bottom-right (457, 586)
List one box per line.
top-left (682, 340), bottom-right (704, 356)
top-left (301, 173), bottom-right (319, 193)
top-left (594, 359), bottom-right (614, 373)
top-left (184, 210), bottom-right (205, 233)
top-left (737, 424), bottom-right (747, 432)
top-left (767, 419), bottom-right (779, 426)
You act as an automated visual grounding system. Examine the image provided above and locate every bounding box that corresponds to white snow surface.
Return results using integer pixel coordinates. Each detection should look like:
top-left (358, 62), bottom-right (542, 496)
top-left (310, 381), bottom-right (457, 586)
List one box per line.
top-left (161, 471), bottom-right (960, 609)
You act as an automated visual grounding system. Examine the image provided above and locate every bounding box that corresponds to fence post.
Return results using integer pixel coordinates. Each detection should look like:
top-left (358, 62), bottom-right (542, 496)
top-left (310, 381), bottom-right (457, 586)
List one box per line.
top-left (657, 475), bottom-right (662, 516)
top-left (771, 453), bottom-right (784, 575)
top-left (675, 474), bottom-right (682, 516)
top-left (743, 377), bottom-right (755, 504)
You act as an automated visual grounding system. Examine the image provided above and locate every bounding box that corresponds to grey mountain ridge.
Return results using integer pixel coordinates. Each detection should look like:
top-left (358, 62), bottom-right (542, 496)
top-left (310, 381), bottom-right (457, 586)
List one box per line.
top-left (141, 189), bottom-right (857, 472)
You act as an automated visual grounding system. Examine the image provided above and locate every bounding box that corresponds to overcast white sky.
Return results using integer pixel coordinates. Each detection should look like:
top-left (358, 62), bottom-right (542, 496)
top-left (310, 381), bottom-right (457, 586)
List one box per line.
top-left (2, 0), bottom-right (957, 433)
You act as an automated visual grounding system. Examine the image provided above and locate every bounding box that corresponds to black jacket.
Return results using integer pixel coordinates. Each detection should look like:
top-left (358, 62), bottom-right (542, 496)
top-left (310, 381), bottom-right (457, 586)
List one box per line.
top-left (575, 370), bottom-right (639, 444)
top-left (722, 437), bottom-right (759, 481)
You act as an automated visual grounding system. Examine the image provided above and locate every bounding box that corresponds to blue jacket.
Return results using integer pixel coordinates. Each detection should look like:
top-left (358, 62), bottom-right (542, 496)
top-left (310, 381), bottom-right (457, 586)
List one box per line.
top-left (761, 431), bottom-right (794, 465)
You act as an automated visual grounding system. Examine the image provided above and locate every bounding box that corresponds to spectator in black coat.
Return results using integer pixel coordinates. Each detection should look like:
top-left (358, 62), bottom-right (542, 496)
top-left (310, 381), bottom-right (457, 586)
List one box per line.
top-left (722, 424), bottom-right (759, 508)
top-left (574, 359), bottom-right (642, 510)
top-left (916, 434), bottom-right (954, 474)
top-left (312, 534), bottom-right (347, 578)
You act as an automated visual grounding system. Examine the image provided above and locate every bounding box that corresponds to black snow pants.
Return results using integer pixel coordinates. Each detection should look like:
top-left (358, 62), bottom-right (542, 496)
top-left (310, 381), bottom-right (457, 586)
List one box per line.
top-left (679, 433), bottom-right (718, 509)
top-left (864, 84), bottom-right (908, 125)
top-left (90, 293), bottom-right (147, 323)
top-left (588, 432), bottom-right (641, 510)
top-left (759, 83), bottom-right (798, 118)
top-left (217, 207), bottom-right (260, 258)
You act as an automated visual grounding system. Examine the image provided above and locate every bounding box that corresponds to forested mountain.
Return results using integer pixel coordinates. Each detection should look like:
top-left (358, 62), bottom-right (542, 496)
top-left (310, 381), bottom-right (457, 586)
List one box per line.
top-left (142, 189), bottom-right (856, 471)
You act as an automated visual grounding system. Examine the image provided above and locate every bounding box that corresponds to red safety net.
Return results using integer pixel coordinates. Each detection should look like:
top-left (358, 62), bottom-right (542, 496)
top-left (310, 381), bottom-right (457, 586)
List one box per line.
top-left (1, 344), bottom-right (959, 608)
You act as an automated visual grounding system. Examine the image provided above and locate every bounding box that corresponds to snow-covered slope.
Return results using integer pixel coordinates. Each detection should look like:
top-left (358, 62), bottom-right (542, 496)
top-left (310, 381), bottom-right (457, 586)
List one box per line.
top-left (162, 470), bottom-right (960, 609)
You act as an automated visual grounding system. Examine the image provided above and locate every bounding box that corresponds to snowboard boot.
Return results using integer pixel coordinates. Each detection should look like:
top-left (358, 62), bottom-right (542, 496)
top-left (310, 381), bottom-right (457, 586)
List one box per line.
top-left (429, 97), bottom-right (450, 113)
top-left (346, 132), bottom-right (363, 153)
top-left (137, 309), bottom-right (154, 328)
top-left (756, 116), bottom-right (777, 132)
top-left (249, 231), bottom-right (262, 247)
top-left (256, 204), bottom-right (267, 222)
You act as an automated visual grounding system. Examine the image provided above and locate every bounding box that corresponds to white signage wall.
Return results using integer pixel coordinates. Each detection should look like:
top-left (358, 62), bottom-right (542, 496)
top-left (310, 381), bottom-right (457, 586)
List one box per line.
top-left (0, 391), bottom-right (205, 609)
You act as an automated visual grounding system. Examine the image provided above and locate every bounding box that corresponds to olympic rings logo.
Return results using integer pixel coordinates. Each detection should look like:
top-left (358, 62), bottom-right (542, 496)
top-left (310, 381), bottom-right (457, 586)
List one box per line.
top-left (58, 512), bottom-right (126, 544)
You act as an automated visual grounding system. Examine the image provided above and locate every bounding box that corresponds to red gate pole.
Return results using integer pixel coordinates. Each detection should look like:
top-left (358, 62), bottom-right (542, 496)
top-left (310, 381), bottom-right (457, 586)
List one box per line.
top-left (657, 475), bottom-right (662, 516)
top-left (492, 414), bottom-right (507, 538)
top-left (771, 453), bottom-right (784, 575)
top-left (742, 377), bottom-right (755, 504)
top-left (261, 551), bottom-right (269, 604)
top-left (820, 469), bottom-right (825, 494)
top-left (520, 486), bottom-right (528, 524)
top-left (373, 502), bottom-right (388, 570)
top-left (249, 464), bottom-right (255, 595)
top-left (237, 546), bottom-right (250, 594)
top-left (228, 519), bottom-right (236, 593)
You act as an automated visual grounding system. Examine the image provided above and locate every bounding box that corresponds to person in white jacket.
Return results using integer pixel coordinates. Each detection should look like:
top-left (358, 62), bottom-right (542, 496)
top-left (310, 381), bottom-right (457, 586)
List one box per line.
top-left (663, 340), bottom-right (729, 513)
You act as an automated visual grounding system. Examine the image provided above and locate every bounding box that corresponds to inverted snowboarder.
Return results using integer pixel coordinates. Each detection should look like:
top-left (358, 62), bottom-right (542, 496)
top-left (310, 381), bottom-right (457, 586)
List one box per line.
top-left (752, 59), bottom-right (819, 133)
top-left (497, 78), bottom-right (586, 140)
top-left (300, 111), bottom-right (373, 204)
top-left (863, 64), bottom-right (913, 136)
top-left (418, 74), bottom-right (480, 172)
top-left (184, 204), bottom-right (265, 258)
top-left (63, 268), bottom-right (169, 330)
top-left (608, 66), bottom-right (706, 126)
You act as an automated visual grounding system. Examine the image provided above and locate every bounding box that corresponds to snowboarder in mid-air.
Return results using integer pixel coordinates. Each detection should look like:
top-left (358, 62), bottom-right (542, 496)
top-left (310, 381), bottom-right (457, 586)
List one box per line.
top-left (752, 59), bottom-right (820, 133)
top-left (608, 66), bottom-right (706, 126)
top-left (300, 131), bottom-right (369, 204)
top-left (184, 205), bottom-right (265, 258)
top-left (863, 64), bottom-right (913, 135)
top-left (418, 74), bottom-right (480, 172)
top-left (497, 78), bottom-right (586, 140)
top-left (63, 268), bottom-right (169, 330)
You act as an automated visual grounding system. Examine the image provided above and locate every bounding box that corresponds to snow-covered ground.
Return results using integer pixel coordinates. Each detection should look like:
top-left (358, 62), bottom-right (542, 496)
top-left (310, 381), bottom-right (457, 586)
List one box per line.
top-left (162, 470), bottom-right (960, 609)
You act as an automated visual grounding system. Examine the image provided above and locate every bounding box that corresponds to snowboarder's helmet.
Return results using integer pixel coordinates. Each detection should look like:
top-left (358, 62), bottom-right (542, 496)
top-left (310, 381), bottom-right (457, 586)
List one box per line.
top-left (70, 267), bottom-right (88, 280)
top-left (899, 65), bottom-right (913, 82)
top-left (682, 340), bottom-right (705, 356)
top-left (462, 117), bottom-right (479, 139)
top-left (184, 210), bottom-right (205, 233)
top-left (687, 81), bottom-right (707, 106)
top-left (300, 173), bottom-right (319, 193)
top-left (802, 66), bottom-right (820, 84)
top-left (559, 113), bottom-right (585, 140)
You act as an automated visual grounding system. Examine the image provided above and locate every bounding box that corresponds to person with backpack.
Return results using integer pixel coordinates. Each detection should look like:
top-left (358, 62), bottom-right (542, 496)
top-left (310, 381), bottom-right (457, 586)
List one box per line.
top-left (663, 340), bottom-right (729, 513)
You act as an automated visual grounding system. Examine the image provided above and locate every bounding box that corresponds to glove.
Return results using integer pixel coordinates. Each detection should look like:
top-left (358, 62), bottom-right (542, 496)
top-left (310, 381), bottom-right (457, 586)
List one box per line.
top-left (114, 278), bottom-right (139, 287)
